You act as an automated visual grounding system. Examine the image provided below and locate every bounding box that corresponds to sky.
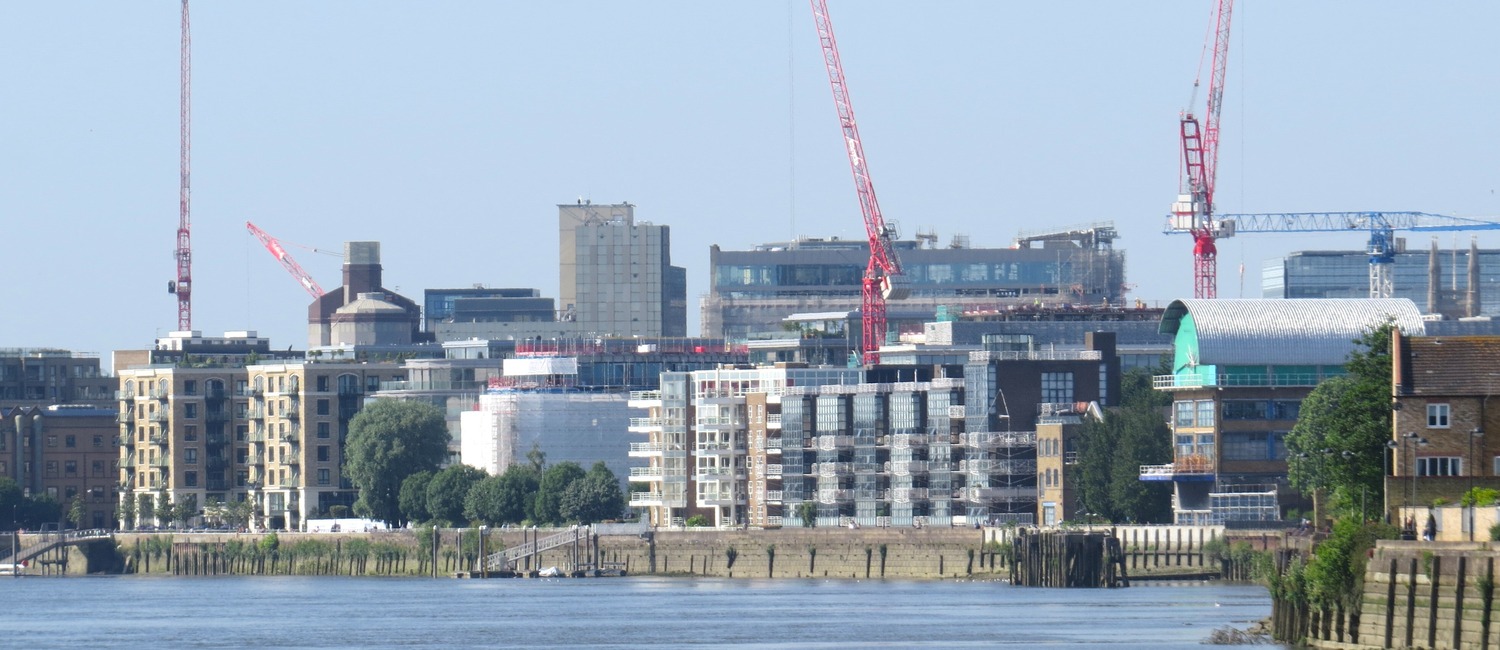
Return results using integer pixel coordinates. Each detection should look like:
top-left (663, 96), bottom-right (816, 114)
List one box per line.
top-left (3, 1), bottom-right (1498, 363)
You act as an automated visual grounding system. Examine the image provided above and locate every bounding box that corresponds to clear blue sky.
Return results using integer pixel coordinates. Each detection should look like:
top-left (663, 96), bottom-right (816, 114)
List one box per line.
top-left (3, 1), bottom-right (1498, 361)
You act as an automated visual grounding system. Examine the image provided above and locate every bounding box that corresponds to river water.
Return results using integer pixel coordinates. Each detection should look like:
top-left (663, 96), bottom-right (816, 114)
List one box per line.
top-left (1, 576), bottom-right (1278, 648)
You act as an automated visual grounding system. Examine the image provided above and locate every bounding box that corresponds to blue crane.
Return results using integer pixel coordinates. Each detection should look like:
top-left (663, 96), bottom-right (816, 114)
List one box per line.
top-left (1163, 211), bottom-right (1500, 298)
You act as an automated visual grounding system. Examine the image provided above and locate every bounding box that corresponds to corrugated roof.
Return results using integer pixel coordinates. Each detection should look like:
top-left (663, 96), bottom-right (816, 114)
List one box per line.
top-left (1402, 336), bottom-right (1500, 395)
top-left (1161, 299), bottom-right (1426, 366)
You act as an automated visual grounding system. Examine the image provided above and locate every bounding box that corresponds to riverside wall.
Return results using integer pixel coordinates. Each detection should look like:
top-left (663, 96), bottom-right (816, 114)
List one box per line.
top-left (1291, 541), bottom-right (1500, 650)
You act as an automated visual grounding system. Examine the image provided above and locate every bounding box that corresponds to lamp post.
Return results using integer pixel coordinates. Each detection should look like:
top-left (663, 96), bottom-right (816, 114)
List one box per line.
top-left (1403, 432), bottom-right (1428, 528)
top-left (1471, 428), bottom-right (1485, 541)
top-left (1385, 440), bottom-right (1399, 523)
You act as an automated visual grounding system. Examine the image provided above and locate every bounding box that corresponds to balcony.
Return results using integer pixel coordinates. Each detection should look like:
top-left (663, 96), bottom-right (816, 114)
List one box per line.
top-left (765, 515), bottom-right (784, 527)
top-left (815, 435), bottom-right (855, 451)
top-left (695, 442), bottom-right (742, 456)
top-left (205, 410), bottom-right (229, 424)
top-left (764, 464), bottom-right (783, 477)
top-left (148, 457), bottom-right (169, 469)
top-left (629, 491), bottom-right (663, 507)
top-left (116, 412), bottom-right (133, 424)
top-left (147, 411), bottom-right (169, 423)
top-left (247, 406), bottom-right (266, 420)
top-left (892, 487), bottom-right (930, 503)
top-left (890, 434), bottom-right (928, 449)
top-left (206, 432), bottom-right (229, 445)
top-left (628, 417), bottom-right (663, 433)
top-left (890, 460), bottom-right (929, 476)
top-left (285, 409), bottom-right (300, 421)
top-left (629, 466), bottom-right (664, 480)
top-left (148, 387), bottom-right (169, 400)
top-left (628, 442), bottom-right (663, 457)
top-left (765, 413), bottom-right (782, 430)
top-left (148, 432), bottom-right (169, 446)
top-left (698, 493), bottom-right (743, 507)
top-left (115, 390), bottom-right (136, 402)
top-left (816, 489), bottom-right (853, 504)
top-left (1138, 455), bottom-right (1216, 482)
top-left (694, 467), bottom-right (735, 480)
top-left (116, 433), bottom-right (133, 446)
top-left (696, 415), bottom-right (741, 429)
top-left (119, 457), bottom-right (136, 469)
top-left (284, 428), bottom-right (301, 444)
top-left (245, 454), bottom-right (265, 466)
top-left (1153, 372), bottom-right (1327, 390)
top-left (812, 462), bottom-right (852, 477)
top-left (248, 431), bottom-right (266, 444)
top-left (205, 387), bottom-right (227, 400)
top-left (627, 390), bottom-right (662, 406)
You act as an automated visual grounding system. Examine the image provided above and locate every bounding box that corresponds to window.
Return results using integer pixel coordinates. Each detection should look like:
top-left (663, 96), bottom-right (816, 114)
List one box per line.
top-left (317, 468), bottom-right (331, 486)
top-left (1418, 456), bottom-right (1461, 476)
top-left (1174, 402), bottom-right (1195, 427)
top-left (183, 380), bottom-right (197, 396)
top-left (64, 460), bottom-right (78, 476)
top-left (93, 435), bottom-right (103, 448)
top-left (46, 435), bottom-right (57, 448)
top-left (92, 460), bottom-right (106, 477)
top-left (64, 435), bottom-right (76, 448)
top-left (317, 445), bottom-right (330, 462)
top-left (185, 471), bottom-right (198, 487)
top-left (317, 399), bottom-right (330, 416)
top-left (184, 403), bottom-right (197, 419)
top-left (1223, 400), bottom-right (1270, 420)
top-left (1041, 372), bottom-right (1074, 405)
top-left (185, 449), bottom-right (198, 464)
top-left (1428, 403), bottom-right (1451, 428)
top-left (1196, 401), bottom-right (1216, 427)
top-left (317, 422), bottom-right (330, 439)
top-left (1272, 400), bottom-right (1302, 420)
top-left (1197, 434), bottom-right (1216, 459)
top-left (184, 425), bottom-right (198, 442)
top-left (316, 375), bottom-right (329, 392)
top-left (1175, 434), bottom-right (1194, 458)
top-left (366, 375), bottom-right (380, 392)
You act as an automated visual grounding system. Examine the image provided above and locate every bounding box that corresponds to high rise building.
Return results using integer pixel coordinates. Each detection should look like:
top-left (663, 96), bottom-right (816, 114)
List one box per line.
top-left (1263, 241), bottom-right (1500, 319)
top-left (703, 225), bottom-right (1127, 344)
top-left (559, 202), bottom-right (687, 338)
top-left (0, 348), bottom-right (113, 408)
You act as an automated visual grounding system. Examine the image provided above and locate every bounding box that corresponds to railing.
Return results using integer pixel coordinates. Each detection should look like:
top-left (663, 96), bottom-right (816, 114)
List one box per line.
top-left (628, 442), bottom-right (663, 454)
top-left (147, 457), bottom-right (169, 468)
top-left (695, 443), bottom-right (743, 455)
top-left (891, 460), bottom-right (929, 475)
top-left (970, 349), bottom-right (1101, 362)
top-left (764, 490), bottom-right (783, 502)
top-left (115, 390), bottom-right (136, 401)
top-left (248, 432), bottom-right (266, 444)
top-left (764, 438), bottom-right (782, 452)
top-left (205, 410), bottom-right (229, 423)
top-left (816, 435), bottom-right (855, 450)
top-left (628, 390), bottom-right (662, 402)
top-left (116, 412), bottom-right (133, 424)
top-left (817, 489), bottom-right (853, 504)
top-left (695, 416), bottom-right (741, 427)
top-left (1153, 373), bottom-right (1328, 390)
top-left (814, 462), bottom-right (852, 476)
top-left (628, 417), bottom-right (662, 429)
top-left (765, 464), bottom-right (783, 477)
top-left (629, 467), bottom-right (663, 478)
top-left (147, 411), bottom-right (168, 423)
top-left (766, 516), bottom-right (784, 527)
top-left (148, 433), bottom-right (169, 445)
top-left (765, 413), bottom-right (782, 428)
top-left (890, 434), bottom-right (929, 449)
top-left (629, 491), bottom-right (663, 506)
top-left (893, 488), bottom-right (930, 503)
top-left (148, 387), bottom-right (169, 400)
top-left (245, 454), bottom-right (265, 466)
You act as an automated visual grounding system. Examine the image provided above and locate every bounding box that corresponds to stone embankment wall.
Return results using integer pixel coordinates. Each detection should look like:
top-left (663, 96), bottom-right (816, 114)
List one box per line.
top-left (1292, 541), bottom-right (1500, 650)
top-left (591, 528), bottom-right (992, 579)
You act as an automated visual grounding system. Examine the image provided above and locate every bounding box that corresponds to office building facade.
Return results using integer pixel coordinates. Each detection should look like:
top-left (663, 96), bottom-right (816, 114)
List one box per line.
top-left (559, 202), bottom-right (687, 338)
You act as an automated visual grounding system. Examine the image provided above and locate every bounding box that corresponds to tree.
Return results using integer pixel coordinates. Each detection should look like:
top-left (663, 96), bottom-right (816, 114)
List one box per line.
top-left (0, 478), bottom-right (23, 530)
top-left (559, 462), bottom-right (625, 524)
top-left (343, 399), bottom-right (449, 523)
top-left (67, 495), bottom-right (88, 529)
top-left (532, 462), bottom-right (586, 525)
top-left (426, 464), bottom-right (487, 525)
top-left (466, 464), bottom-right (539, 525)
top-left (1072, 365), bottom-right (1173, 523)
top-left (155, 491), bottom-right (173, 528)
top-left (119, 492), bottom-right (137, 530)
top-left (1286, 323), bottom-right (1395, 518)
top-left (398, 471), bottom-right (435, 524)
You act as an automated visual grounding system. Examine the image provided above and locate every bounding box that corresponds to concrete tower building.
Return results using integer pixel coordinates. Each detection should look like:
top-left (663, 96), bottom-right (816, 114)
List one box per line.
top-left (308, 242), bottom-right (421, 348)
top-left (559, 202), bottom-right (687, 338)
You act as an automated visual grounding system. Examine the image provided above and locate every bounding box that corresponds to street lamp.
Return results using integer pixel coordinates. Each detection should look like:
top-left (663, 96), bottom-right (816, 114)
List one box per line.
top-left (1402, 433), bottom-right (1428, 529)
top-left (1471, 427), bottom-right (1485, 541)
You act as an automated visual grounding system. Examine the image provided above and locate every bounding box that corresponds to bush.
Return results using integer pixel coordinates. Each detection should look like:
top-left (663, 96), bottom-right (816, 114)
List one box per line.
top-left (685, 515), bottom-right (709, 527)
top-left (1462, 487), bottom-right (1500, 508)
top-left (1488, 522), bottom-right (1500, 541)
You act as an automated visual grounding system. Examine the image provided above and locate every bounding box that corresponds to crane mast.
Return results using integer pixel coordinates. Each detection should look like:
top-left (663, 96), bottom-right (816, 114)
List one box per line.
top-left (169, 0), bottom-right (193, 330)
top-left (246, 222), bottom-right (327, 300)
top-left (1175, 0), bottom-right (1235, 299)
top-left (809, 0), bottom-right (907, 364)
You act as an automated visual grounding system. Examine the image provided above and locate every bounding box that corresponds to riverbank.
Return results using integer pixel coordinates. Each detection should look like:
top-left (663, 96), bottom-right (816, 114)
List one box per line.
top-left (8, 525), bottom-right (1258, 581)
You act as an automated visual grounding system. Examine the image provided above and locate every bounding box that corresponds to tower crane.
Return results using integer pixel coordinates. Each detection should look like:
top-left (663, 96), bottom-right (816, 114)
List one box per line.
top-left (1164, 211), bottom-right (1500, 297)
top-left (246, 222), bottom-right (327, 300)
top-left (809, 0), bottom-right (909, 365)
top-left (167, 0), bottom-right (193, 330)
top-left (1172, 0), bottom-right (1236, 299)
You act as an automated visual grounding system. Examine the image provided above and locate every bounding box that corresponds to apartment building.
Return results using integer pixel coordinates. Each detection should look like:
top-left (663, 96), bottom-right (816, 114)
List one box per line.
top-left (1146, 298), bottom-right (1426, 524)
top-left (1, 405), bottom-right (119, 528)
top-left (117, 360), bottom-right (404, 531)
top-left (0, 347), bottom-right (113, 408)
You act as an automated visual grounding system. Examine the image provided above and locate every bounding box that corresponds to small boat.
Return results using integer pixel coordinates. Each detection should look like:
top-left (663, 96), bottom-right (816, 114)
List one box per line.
top-left (537, 566), bottom-right (562, 578)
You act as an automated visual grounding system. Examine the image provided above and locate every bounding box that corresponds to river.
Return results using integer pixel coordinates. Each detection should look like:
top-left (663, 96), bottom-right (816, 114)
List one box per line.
top-left (2, 575), bottom-right (1278, 648)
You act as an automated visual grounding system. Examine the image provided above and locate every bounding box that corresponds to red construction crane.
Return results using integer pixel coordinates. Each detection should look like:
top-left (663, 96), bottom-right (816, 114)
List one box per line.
top-left (246, 222), bottom-right (326, 300)
top-left (809, 0), bottom-right (908, 365)
top-left (1172, 0), bottom-right (1236, 299)
top-left (167, 0), bottom-right (193, 330)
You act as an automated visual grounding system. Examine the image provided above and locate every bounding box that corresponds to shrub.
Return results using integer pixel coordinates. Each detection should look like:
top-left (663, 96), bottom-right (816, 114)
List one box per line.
top-left (685, 515), bottom-right (709, 527)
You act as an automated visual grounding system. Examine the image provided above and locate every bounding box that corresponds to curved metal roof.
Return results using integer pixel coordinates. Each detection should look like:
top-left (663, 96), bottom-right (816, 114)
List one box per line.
top-left (1160, 299), bottom-right (1426, 366)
